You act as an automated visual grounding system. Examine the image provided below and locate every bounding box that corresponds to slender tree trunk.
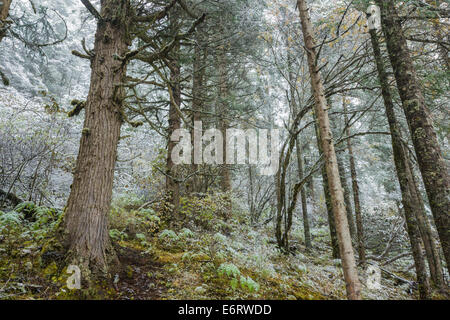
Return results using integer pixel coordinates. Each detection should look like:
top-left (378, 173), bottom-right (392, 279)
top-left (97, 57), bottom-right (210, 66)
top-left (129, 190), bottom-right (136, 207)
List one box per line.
top-left (166, 12), bottom-right (181, 212)
top-left (398, 201), bottom-right (431, 299)
top-left (166, 56), bottom-right (181, 212)
top-left (297, 0), bottom-right (361, 300)
top-left (218, 47), bottom-right (231, 193)
top-left (190, 28), bottom-right (206, 194)
top-left (287, 39), bottom-right (312, 250)
top-left (315, 121), bottom-right (340, 259)
top-left (369, 27), bottom-right (434, 297)
top-left (337, 153), bottom-right (356, 241)
top-left (376, 0), bottom-right (450, 273)
top-left (343, 100), bottom-right (365, 266)
top-left (408, 157), bottom-right (445, 289)
top-left (304, 146), bottom-right (316, 210)
top-left (65, 0), bottom-right (131, 273)
top-left (248, 164), bottom-right (255, 222)
top-left (296, 139), bottom-right (312, 250)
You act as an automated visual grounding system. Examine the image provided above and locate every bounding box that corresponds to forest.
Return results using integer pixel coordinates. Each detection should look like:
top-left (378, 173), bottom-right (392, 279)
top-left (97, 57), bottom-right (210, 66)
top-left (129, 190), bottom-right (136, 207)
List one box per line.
top-left (0, 0), bottom-right (448, 301)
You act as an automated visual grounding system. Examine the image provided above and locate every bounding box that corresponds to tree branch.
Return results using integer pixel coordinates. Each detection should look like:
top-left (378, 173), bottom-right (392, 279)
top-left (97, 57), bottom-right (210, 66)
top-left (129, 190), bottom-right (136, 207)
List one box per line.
top-left (80, 0), bottom-right (102, 21)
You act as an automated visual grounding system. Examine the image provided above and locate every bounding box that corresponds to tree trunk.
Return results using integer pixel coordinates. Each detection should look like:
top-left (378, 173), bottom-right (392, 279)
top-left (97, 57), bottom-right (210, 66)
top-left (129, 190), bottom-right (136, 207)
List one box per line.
top-left (369, 27), bottom-right (433, 297)
top-left (166, 9), bottom-right (181, 212)
top-left (337, 152), bottom-right (356, 241)
top-left (408, 155), bottom-right (445, 289)
top-left (296, 139), bottom-right (312, 250)
top-left (218, 47), bottom-right (231, 193)
top-left (189, 28), bottom-right (206, 194)
top-left (343, 99), bottom-right (365, 266)
top-left (376, 0), bottom-right (450, 273)
top-left (65, 0), bottom-right (131, 273)
top-left (287, 37), bottom-right (312, 251)
top-left (297, 0), bottom-right (361, 300)
top-left (315, 120), bottom-right (340, 259)
top-left (166, 56), bottom-right (181, 212)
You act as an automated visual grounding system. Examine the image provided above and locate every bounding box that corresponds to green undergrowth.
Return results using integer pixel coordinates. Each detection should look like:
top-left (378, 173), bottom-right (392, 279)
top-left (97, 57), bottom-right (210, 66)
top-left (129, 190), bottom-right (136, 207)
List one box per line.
top-left (0, 196), bottom-right (429, 300)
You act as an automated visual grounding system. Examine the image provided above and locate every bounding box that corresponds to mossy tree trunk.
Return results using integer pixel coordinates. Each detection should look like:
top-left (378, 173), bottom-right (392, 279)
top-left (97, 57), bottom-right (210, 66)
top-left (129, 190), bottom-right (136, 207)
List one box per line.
top-left (376, 0), bottom-right (450, 274)
top-left (65, 0), bottom-right (131, 273)
top-left (369, 26), bottom-right (433, 298)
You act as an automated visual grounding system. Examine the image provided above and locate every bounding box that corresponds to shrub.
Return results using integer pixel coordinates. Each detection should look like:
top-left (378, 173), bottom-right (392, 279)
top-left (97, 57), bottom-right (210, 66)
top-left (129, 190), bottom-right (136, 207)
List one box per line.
top-left (159, 229), bottom-right (178, 240)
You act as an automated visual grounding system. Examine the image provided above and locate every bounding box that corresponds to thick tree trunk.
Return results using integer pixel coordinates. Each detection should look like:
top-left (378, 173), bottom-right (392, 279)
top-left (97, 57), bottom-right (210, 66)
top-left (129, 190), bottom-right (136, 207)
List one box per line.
top-left (65, 0), bottom-right (131, 272)
top-left (343, 100), bottom-right (365, 266)
top-left (297, 0), bottom-right (361, 300)
top-left (376, 0), bottom-right (450, 273)
top-left (369, 27), bottom-right (434, 297)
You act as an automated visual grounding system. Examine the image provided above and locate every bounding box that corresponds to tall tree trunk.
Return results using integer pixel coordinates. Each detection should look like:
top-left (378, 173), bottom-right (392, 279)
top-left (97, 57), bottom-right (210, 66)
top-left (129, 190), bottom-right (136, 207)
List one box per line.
top-left (408, 155), bottom-right (445, 289)
top-left (296, 140), bottom-right (312, 250)
top-left (304, 145), bottom-right (316, 210)
top-left (287, 38), bottom-right (312, 251)
top-left (65, 0), bottom-right (131, 273)
top-left (376, 0), bottom-right (450, 273)
top-left (337, 152), bottom-right (356, 241)
top-left (297, 0), bottom-right (361, 300)
top-left (218, 47), bottom-right (231, 193)
top-left (189, 28), bottom-right (206, 194)
top-left (166, 11), bottom-right (181, 212)
top-left (369, 26), bottom-right (434, 297)
top-left (343, 99), bottom-right (365, 266)
top-left (166, 56), bottom-right (181, 212)
top-left (315, 121), bottom-right (340, 259)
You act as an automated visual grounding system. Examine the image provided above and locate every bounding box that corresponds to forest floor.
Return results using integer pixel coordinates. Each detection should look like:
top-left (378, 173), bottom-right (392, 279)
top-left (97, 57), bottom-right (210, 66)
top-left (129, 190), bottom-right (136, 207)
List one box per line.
top-left (0, 198), bottom-right (445, 300)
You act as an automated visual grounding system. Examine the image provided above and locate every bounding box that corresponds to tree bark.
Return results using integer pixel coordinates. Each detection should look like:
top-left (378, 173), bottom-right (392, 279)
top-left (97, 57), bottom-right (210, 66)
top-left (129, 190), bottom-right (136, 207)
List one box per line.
top-left (343, 100), bottom-right (365, 266)
top-left (376, 0), bottom-right (450, 274)
top-left (296, 140), bottom-right (312, 250)
top-left (65, 0), bottom-right (131, 273)
top-left (297, 0), bottom-right (361, 300)
top-left (166, 11), bottom-right (181, 212)
top-left (189, 28), bottom-right (206, 194)
top-left (166, 54), bottom-right (181, 212)
top-left (287, 37), bottom-right (312, 251)
top-left (315, 120), bottom-right (340, 259)
top-left (336, 152), bottom-right (356, 241)
top-left (369, 26), bottom-right (434, 297)
top-left (218, 46), bottom-right (231, 194)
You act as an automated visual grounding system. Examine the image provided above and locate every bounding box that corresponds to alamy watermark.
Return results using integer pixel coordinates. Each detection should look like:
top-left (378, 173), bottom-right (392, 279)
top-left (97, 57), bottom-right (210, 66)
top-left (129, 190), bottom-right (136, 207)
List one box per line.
top-left (367, 3), bottom-right (381, 30)
top-left (66, 264), bottom-right (81, 290)
top-left (170, 121), bottom-right (280, 176)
